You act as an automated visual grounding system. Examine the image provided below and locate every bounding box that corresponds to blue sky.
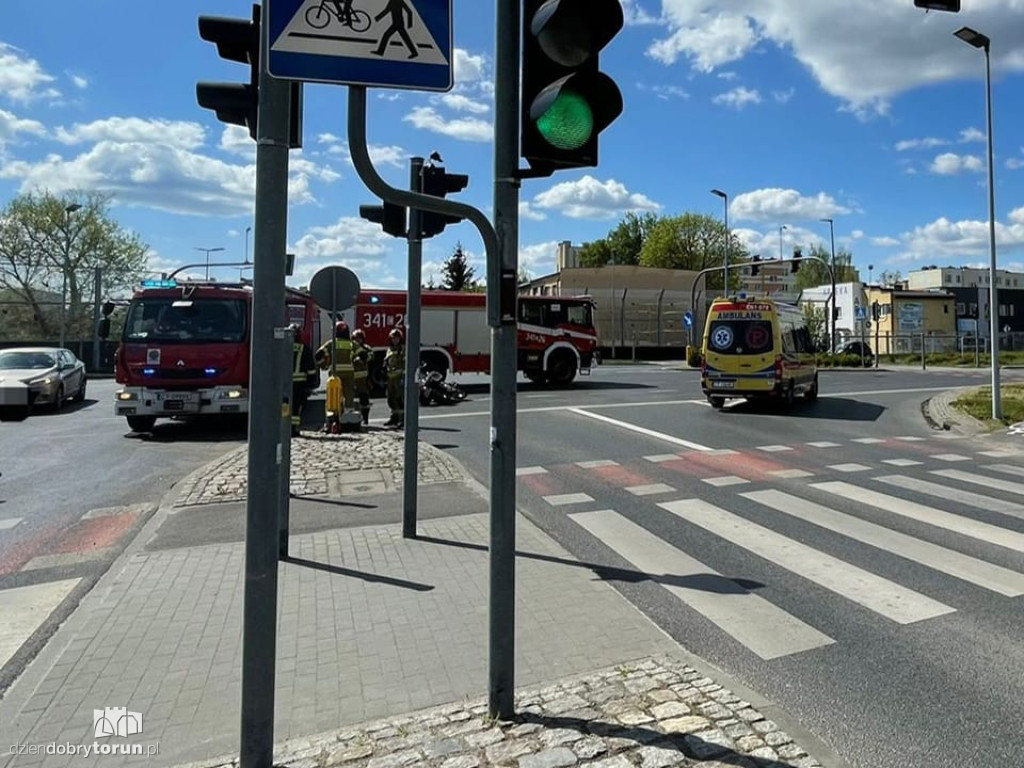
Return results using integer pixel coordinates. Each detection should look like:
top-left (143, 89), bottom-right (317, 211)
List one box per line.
top-left (2, 0), bottom-right (1024, 292)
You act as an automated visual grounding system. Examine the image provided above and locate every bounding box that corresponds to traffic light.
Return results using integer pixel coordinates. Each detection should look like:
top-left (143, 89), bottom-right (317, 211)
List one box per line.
top-left (520, 0), bottom-right (625, 173)
top-left (871, 301), bottom-right (881, 321)
top-left (914, 0), bottom-right (960, 11)
top-left (791, 247), bottom-right (802, 273)
top-left (196, 4), bottom-right (302, 147)
top-left (359, 202), bottom-right (407, 238)
top-left (419, 165), bottom-right (468, 238)
top-left (750, 254), bottom-right (761, 276)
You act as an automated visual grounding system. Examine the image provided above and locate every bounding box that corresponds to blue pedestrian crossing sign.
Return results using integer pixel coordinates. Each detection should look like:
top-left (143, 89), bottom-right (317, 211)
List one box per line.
top-left (268, 0), bottom-right (453, 91)
top-left (855, 305), bottom-right (866, 321)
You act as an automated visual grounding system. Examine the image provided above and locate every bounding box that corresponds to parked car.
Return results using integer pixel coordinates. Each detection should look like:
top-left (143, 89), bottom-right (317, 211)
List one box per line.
top-left (834, 340), bottom-right (874, 365)
top-left (0, 347), bottom-right (87, 409)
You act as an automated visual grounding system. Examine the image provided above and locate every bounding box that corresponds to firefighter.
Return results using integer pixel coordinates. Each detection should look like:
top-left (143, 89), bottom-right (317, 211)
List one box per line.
top-left (384, 327), bottom-right (405, 428)
top-left (290, 324), bottom-right (317, 437)
top-left (351, 328), bottom-right (372, 425)
top-left (316, 320), bottom-right (356, 431)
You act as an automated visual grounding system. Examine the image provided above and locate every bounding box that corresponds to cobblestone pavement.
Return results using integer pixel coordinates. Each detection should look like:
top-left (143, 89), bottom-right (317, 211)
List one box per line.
top-left (179, 655), bottom-right (823, 768)
top-left (173, 430), bottom-right (466, 507)
top-left (922, 388), bottom-right (988, 435)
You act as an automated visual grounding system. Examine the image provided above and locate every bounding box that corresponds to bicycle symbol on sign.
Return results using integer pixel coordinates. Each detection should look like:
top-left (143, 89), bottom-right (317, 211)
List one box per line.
top-left (306, 0), bottom-right (372, 33)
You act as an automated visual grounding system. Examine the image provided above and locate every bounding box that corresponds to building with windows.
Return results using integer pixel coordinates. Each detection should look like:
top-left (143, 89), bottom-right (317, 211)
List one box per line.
top-left (864, 285), bottom-right (956, 355)
top-left (738, 259), bottom-right (800, 302)
top-left (907, 266), bottom-right (1024, 339)
top-left (799, 282), bottom-right (867, 347)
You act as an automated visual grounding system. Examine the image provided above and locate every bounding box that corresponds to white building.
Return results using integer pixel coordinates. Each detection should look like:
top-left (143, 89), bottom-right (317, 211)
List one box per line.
top-left (908, 265), bottom-right (1024, 291)
top-left (800, 282), bottom-right (868, 344)
top-left (556, 241), bottom-right (580, 271)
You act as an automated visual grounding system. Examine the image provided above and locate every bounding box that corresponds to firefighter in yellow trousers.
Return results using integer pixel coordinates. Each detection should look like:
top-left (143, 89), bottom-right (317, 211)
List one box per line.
top-left (351, 328), bottom-right (372, 425)
top-left (290, 326), bottom-right (317, 437)
top-left (384, 327), bottom-right (405, 428)
top-left (315, 321), bottom-right (356, 428)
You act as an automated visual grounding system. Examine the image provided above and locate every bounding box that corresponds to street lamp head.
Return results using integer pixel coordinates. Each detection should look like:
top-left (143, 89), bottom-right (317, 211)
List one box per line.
top-left (954, 26), bottom-right (989, 50)
top-left (64, 203), bottom-right (82, 215)
top-left (820, 218), bottom-right (832, 224)
top-left (710, 188), bottom-right (727, 199)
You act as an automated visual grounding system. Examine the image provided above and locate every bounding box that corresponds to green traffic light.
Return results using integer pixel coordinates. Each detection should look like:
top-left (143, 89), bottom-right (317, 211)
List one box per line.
top-left (536, 89), bottom-right (593, 150)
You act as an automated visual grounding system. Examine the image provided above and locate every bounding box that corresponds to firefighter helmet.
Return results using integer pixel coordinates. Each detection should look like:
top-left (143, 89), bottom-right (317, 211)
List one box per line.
top-left (388, 328), bottom-right (403, 343)
top-left (352, 328), bottom-right (365, 342)
top-left (335, 320), bottom-right (349, 334)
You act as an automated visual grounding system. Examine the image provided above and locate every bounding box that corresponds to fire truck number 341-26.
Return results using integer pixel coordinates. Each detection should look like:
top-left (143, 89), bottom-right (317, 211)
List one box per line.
top-left (363, 312), bottom-right (406, 329)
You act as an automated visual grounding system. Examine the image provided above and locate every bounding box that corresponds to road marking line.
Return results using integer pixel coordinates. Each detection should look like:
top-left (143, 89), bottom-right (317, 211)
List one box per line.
top-left (882, 459), bottom-right (923, 467)
top-left (851, 438), bottom-right (886, 444)
top-left (757, 445), bottom-right (793, 453)
top-left (933, 454), bottom-right (972, 462)
top-left (978, 450), bottom-right (1024, 458)
top-left (767, 469), bottom-right (814, 479)
top-left (0, 578), bottom-right (81, 670)
top-left (895, 436), bottom-right (927, 442)
top-left (543, 493), bottom-right (593, 506)
top-left (576, 460), bottom-right (620, 469)
top-left (981, 463), bottom-right (1024, 479)
top-left (644, 454), bottom-right (682, 463)
top-left (807, 441), bottom-right (841, 448)
top-left (569, 509), bottom-right (834, 659)
top-left (828, 464), bottom-right (872, 473)
top-left (702, 476), bottom-right (749, 487)
top-left (21, 549), bottom-right (114, 572)
top-left (567, 408), bottom-right (714, 452)
top-left (811, 480), bottom-right (1024, 553)
top-left (660, 498), bottom-right (955, 624)
top-left (744, 489), bottom-right (1024, 597)
top-left (516, 466), bottom-right (548, 476)
top-left (0, 518), bottom-right (23, 531)
top-left (625, 483), bottom-right (676, 496)
top-left (933, 468), bottom-right (1024, 499)
top-left (874, 474), bottom-right (1024, 521)
top-left (707, 448), bottom-right (741, 455)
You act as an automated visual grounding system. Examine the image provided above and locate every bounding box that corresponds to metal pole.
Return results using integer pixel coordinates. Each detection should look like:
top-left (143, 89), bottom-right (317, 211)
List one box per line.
top-left (403, 157), bottom-right (424, 539)
top-left (489, 0), bottom-right (520, 720)
top-left (824, 218), bottom-right (836, 352)
top-left (279, 328), bottom-right (293, 559)
top-left (722, 195), bottom-right (729, 291)
top-left (984, 42), bottom-right (1001, 420)
top-left (610, 252), bottom-right (616, 359)
top-left (92, 266), bottom-right (102, 371)
top-left (239, 7), bottom-right (291, 765)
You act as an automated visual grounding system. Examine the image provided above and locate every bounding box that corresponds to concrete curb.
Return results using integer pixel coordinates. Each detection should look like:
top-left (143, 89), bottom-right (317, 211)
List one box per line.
top-left (921, 387), bottom-right (989, 435)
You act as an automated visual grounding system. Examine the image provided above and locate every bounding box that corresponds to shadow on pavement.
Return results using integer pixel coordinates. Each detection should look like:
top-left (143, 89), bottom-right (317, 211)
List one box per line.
top-left (23, 397), bottom-right (99, 417)
top-left (511, 711), bottom-right (789, 767)
top-left (723, 396), bottom-right (884, 422)
top-left (124, 414), bottom-right (249, 443)
top-left (281, 555), bottom-right (434, 591)
top-left (456, 380), bottom-right (661, 397)
top-left (413, 535), bottom-right (764, 595)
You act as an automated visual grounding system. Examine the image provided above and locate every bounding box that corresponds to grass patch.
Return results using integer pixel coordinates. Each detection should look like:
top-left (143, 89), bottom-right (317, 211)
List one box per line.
top-left (951, 384), bottom-right (1024, 426)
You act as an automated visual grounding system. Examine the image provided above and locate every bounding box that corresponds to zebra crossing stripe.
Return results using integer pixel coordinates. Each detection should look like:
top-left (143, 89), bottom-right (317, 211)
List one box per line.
top-left (743, 489), bottom-right (1024, 597)
top-left (658, 499), bottom-right (954, 624)
top-left (873, 475), bottom-right (1024, 521)
top-left (811, 481), bottom-right (1024, 554)
top-left (568, 509), bottom-right (834, 660)
top-left (932, 468), bottom-right (1024, 499)
top-left (982, 463), bottom-right (1024, 479)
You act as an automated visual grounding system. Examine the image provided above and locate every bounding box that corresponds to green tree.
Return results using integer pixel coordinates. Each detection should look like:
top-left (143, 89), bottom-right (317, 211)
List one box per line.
top-left (576, 211), bottom-right (658, 267)
top-left (576, 238), bottom-right (614, 268)
top-left (439, 241), bottom-right (477, 291)
top-left (803, 303), bottom-right (828, 351)
top-left (638, 212), bottom-right (748, 290)
top-left (0, 190), bottom-right (148, 341)
top-left (794, 244), bottom-right (860, 291)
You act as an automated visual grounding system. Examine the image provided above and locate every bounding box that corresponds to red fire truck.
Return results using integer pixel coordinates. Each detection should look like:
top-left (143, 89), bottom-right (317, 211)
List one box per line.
top-left (335, 289), bottom-right (599, 392)
top-left (107, 279), bottom-right (323, 433)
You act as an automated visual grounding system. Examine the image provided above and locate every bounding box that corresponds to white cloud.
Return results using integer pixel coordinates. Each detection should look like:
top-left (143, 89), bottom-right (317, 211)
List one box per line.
top-left (637, 83), bottom-right (689, 100)
top-left (55, 117), bottom-right (206, 149)
top-left (317, 132), bottom-right (341, 145)
top-left (1011, 207), bottom-right (1024, 226)
top-left (519, 201), bottom-right (547, 221)
top-left (0, 43), bottom-right (60, 103)
top-left (219, 125), bottom-right (254, 157)
top-left (713, 86), bottom-right (761, 109)
top-left (324, 140), bottom-right (405, 168)
top-left (871, 236), bottom-right (901, 247)
top-left (519, 241), bottom-right (561, 275)
top-left (929, 152), bottom-right (983, 175)
top-left (850, 230), bottom-right (864, 240)
top-left (621, 0), bottom-right (661, 26)
top-left (403, 107), bottom-right (492, 142)
top-left (70, 74), bottom-right (88, 90)
top-left (717, 71), bottom-right (739, 81)
top-left (288, 216), bottom-right (401, 289)
top-left (228, 229), bottom-right (240, 238)
top-left (532, 175), bottom-right (661, 220)
top-left (960, 127), bottom-right (986, 143)
top-left (731, 187), bottom-right (851, 222)
top-left (1006, 150), bottom-right (1024, 170)
top-left (453, 49), bottom-right (485, 85)
top-left (895, 214), bottom-right (1024, 262)
top-left (772, 88), bottom-right (795, 103)
top-left (733, 225), bottom-right (825, 258)
top-left (0, 108), bottom-right (46, 146)
top-left (440, 93), bottom-right (490, 114)
top-left (894, 136), bottom-right (949, 151)
top-left (645, 2), bottom-right (1024, 116)
top-left (648, 12), bottom-right (759, 71)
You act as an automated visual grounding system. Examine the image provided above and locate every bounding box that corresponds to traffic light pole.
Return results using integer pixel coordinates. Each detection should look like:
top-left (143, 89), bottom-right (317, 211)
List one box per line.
top-left (403, 156), bottom-right (424, 538)
top-left (240, 14), bottom-right (291, 768)
top-left (689, 256), bottom-right (835, 317)
top-left (346, 86), bottom-right (514, 718)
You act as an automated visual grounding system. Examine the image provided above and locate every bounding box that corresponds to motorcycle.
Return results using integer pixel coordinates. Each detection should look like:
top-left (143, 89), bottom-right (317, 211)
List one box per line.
top-left (417, 362), bottom-right (467, 406)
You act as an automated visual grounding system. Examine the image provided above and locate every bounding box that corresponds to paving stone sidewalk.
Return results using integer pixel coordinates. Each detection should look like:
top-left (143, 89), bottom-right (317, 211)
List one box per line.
top-left (178, 655), bottom-right (823, 768)
top-left (922, 388), bottom-right (988, 435)
top-left (173, 430), bottom-right (465, 506)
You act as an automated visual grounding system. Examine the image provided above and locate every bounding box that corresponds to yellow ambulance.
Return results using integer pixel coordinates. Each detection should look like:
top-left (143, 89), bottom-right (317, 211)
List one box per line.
top-left (699, 296), bottom-right (818, 409)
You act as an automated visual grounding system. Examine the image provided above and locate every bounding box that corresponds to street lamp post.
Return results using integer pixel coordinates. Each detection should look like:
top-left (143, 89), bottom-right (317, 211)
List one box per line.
top-left (711, 189), bottom-right (729, 291)
top-left (778, 225), bottom-right (787, 261)
top-left (955, 25), bottom-right (1000, 420)
top-left (821, 218), bottom-right (837, 352)
top-left (60, 203), bottom-right (82, 349)
top-left (195, 246), bottom-right (225, 280)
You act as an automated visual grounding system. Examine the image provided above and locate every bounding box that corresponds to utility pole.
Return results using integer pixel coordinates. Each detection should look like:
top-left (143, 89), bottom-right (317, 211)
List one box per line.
top-left (92, 267), bottom-right (102, 371)
top-left (821, 218), bottom-right (836, 352)
top-left (238, 17), bottom-right (292, 768)
top-left (403, 157), bottom-right (424, 538)
top-left (61, 203), bottom-right (81, 348)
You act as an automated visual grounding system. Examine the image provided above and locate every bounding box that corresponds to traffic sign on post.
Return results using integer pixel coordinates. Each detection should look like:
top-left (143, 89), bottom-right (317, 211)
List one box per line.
top-left (309, 266), bottom-right (361, 312)
top-left (267, 0), bottom-right (453, 91)
top-left (683, 311), bottom-right (693, 329)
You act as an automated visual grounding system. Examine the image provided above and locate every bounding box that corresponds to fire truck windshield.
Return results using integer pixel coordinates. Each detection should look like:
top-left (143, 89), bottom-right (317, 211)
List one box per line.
top-left (123, 298), bottom-right (247, 343)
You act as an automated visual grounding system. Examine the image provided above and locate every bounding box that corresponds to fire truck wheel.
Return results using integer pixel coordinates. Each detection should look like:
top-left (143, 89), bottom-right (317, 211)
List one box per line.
top-left (126, 415), bottom-right (157, 433)
top-left (547, 351), bottom-right (578, 387)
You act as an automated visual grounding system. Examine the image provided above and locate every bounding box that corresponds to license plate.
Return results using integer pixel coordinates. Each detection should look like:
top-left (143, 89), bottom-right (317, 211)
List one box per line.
top-left (164, 400), bottom-right (185, 411)
top-left (157, 391), bottom-right (197, 403)
top-left (711, 381), bottom-right (735, 389)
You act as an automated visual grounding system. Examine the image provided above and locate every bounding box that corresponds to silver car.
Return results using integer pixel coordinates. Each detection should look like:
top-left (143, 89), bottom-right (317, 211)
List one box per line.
top-left (0, 347), bottom-right (87, 409)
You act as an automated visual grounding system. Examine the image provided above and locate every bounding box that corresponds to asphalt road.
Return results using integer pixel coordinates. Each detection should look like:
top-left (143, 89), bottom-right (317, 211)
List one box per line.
top-left (420, 363), bottom-right (1024, 768)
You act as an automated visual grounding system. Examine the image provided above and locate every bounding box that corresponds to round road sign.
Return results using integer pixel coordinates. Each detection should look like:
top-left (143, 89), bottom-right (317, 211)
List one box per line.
top-left (309, 266), bottom-right (361, 313)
